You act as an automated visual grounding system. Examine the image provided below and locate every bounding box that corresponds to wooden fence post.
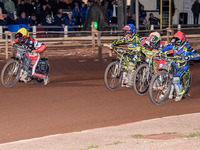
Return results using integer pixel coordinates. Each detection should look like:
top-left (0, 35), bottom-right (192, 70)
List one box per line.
top-left (64, 26), bottom-right (68, 38)
top-left (4, 31), bottom-right (13, 59)
top-left (178, 24), bottom-right (181, 31)
top-left (33, 26), bottom-right (36, 39)
top-left (166, 28), bottom-right (174, 43)
top-left (91, 22), bottom-right (96, 53)
top-left (97, 31), bottom-right (102, 59)
top-left (0, 26), bottom-right (3, 39)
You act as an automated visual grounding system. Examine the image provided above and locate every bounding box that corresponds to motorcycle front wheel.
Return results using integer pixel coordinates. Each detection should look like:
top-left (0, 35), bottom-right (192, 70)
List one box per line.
top-left (1, 60), bottom-right (21, 88)
top-left (149, 71), bottom-right (171, 105)
top-left (104, 61), bottom-right (122, 90)
top-left (133, 63), bottom-right (150, 95)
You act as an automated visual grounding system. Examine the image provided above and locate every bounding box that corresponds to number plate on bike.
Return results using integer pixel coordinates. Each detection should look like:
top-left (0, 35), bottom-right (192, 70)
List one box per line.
top-left (163, 62), bottom-right (170, 70)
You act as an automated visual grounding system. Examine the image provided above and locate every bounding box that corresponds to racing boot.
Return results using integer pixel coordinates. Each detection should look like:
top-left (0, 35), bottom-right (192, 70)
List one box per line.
top-left (43, 75), bottom-right (49, 85)
top-left (126, 62), bottom-right (134, 88)
top-left (174, 81), bottom-right (183, 102)
top-left (168, 84), bottom-right (174, 99)
top-left (121, 72), bottom-right (128, 87)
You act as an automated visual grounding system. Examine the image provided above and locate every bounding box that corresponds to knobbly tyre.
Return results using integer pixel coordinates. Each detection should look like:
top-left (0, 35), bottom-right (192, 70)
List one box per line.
top-left (148, 55), bottom-right (193, 105)
top-left (104, 45), bottom-right (142, 90)
top-left (132, 48), bottom-right (166, 96)
top-left (1, 44), bottom-right (50, 88)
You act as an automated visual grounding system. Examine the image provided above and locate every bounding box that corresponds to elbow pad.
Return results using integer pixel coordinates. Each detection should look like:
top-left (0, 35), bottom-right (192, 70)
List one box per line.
top-left (37, 44), bottom-right (46, 53)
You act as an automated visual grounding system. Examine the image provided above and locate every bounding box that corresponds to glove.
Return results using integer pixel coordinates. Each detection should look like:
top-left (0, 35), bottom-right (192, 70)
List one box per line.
top-left (109, 44), bottom-right (113, 49)
top-left (193, 53), bottom-right (200, 58)
top-left (10, 41), bottom-right (14, 46)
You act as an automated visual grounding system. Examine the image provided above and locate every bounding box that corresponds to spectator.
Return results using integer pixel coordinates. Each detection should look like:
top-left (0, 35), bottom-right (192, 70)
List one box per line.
top-left (4, 0), bottom-right (15, 19)
top-left (149, 13), bottom-right (159, 25)
top-left (0, 14), bottom-right (6, 26)
top-left (44, 0), bottom-right (53, 12)
top-left (39, 3), bottom-right (52, 25)
top-left (29, 0), bottom-right (37, 17)
top-left (17, 12), bottom-right (29, 25)
top-left (0, 1), bottom-right (4, 13)
top-left (127, 14), bottom-right (136, 25)
top-left (54, 11), bottom-right (65, 27)
top-left (17, 0), bottom-right (26, 18)
top-left (85, 1), bottom-right (91, 19)
top-left (65, 12), bottom-right (75, 35)
top-left (80, 2), bottom-right (87, 25)
top-left (72, 5), bottom-right (81, 25)
top-left (83, 0), bottom-right (107, 31)
top-left (58, 0), bottom-right (68, 9)
top-left (42, 14), bottom-right (54, 26)
top-left (35, 0), bottom-right (41, 17)
top-left (70, 0), bottom-right (81, 10)
top-left (139, 5), bottom-right (146, 24)
top-left (111, 0), bottom-right (117, 24)
top-left (140, 18), bottom-right (148, 31)
top-left (191, 0), bottom-right (200, 24)
top-left (103, 1), bottom-right (113, 25)
top-left (24, 0), bottom-right (32, 17)
top-left (29, 13), bottom-right (40, 26)
top-left (2, 10), bottom-right (15, 25)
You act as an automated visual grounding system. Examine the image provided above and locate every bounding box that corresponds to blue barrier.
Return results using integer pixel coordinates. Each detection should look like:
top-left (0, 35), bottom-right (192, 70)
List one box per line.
top-left (8, 24), bottom-right (30, 33)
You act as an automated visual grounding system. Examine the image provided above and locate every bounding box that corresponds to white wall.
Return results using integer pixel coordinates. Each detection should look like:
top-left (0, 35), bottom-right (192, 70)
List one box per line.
top-left (138, 0), bottom-right (185, 24)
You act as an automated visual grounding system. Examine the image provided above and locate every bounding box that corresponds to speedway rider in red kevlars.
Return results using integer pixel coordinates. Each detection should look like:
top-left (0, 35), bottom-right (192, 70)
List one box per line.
top-left (10, 28), bottom-right (49, 85)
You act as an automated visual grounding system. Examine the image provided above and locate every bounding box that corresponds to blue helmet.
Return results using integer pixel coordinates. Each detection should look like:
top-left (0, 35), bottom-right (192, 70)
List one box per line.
top-left (123, 24), bottom-right (136, 37)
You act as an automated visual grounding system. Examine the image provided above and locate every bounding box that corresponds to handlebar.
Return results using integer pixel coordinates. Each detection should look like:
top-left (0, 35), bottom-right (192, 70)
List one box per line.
top-left (160, 54), bottom-right (190, 62)
top-left (13, 44), bottom-right (32, 52)
top-left (113, 46), bottom-right (135, 54)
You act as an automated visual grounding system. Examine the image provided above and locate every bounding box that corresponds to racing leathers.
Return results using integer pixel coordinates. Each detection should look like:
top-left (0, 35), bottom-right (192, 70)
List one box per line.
top-left (11, 36), bottom-right (47, 80)
top-left (110, 34), bottom-right (143, 87)
top-left (161, 44), bottom-right (200, 101)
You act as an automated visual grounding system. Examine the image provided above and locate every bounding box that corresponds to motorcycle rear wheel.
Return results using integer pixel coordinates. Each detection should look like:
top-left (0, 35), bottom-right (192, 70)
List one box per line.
top-left (104, 61), bottom-right (122, 90)
top-left (149, 71), bottom-right (171, 105)
top-left (1, 60), bottom-right (21, 88)
top-left (34, 63), bottom-right (50, 84)
top-left (133, 63), bottom-right (150, 95)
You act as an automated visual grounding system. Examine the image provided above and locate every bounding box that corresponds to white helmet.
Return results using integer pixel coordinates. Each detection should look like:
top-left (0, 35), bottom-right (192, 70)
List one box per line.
top-left (148, 32), bottom-right (161, 49)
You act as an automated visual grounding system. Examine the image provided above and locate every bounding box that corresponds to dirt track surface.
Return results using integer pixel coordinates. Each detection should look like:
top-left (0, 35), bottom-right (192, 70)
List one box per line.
top-left (0, 55), bottom-right (200, 144)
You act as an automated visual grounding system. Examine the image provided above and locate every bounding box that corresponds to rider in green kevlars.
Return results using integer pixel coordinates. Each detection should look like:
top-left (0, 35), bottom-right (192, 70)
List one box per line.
top-left (109, 24), bottom-right (143, 88)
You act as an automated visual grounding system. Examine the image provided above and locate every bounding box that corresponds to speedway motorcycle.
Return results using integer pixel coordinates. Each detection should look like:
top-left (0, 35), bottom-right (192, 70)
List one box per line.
top-left (148, 55), bottom-right (193, 105)
top-left (104, 45), bottom-right (142, 90)
top-left (132, 48), bottom-right (165, 95)
top-left (1, 44), bottom-right (50, 88)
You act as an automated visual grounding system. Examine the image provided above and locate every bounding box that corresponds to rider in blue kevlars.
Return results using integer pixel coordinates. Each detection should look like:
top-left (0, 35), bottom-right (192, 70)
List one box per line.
top-left (110, 24), bottom-right (143, 87)
top-left (161, 31), bottom-right (200, 101)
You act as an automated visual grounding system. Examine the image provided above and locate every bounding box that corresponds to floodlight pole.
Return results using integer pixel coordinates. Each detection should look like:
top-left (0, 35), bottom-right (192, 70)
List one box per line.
top-left (135, 0), bottom-right (139, 30)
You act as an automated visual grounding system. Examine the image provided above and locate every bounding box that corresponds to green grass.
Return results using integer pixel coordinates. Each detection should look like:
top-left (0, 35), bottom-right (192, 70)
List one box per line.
top-left (80, 145), bottom-right (98, 150)
top-left (185, 132), bottom-right (200, 138)
top-left (74, 130), bottom-right (81, 132)
top-left (162, 132), bottom-right (178, 135)
top-left (131, 134), bottom-right (144, 138)
top-left (106, 141), bottom-right (123, 146)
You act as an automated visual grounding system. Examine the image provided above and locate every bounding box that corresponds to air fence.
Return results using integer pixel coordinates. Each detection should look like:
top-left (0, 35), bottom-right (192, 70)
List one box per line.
top-left (1, 24), bottom-right (200, 59)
